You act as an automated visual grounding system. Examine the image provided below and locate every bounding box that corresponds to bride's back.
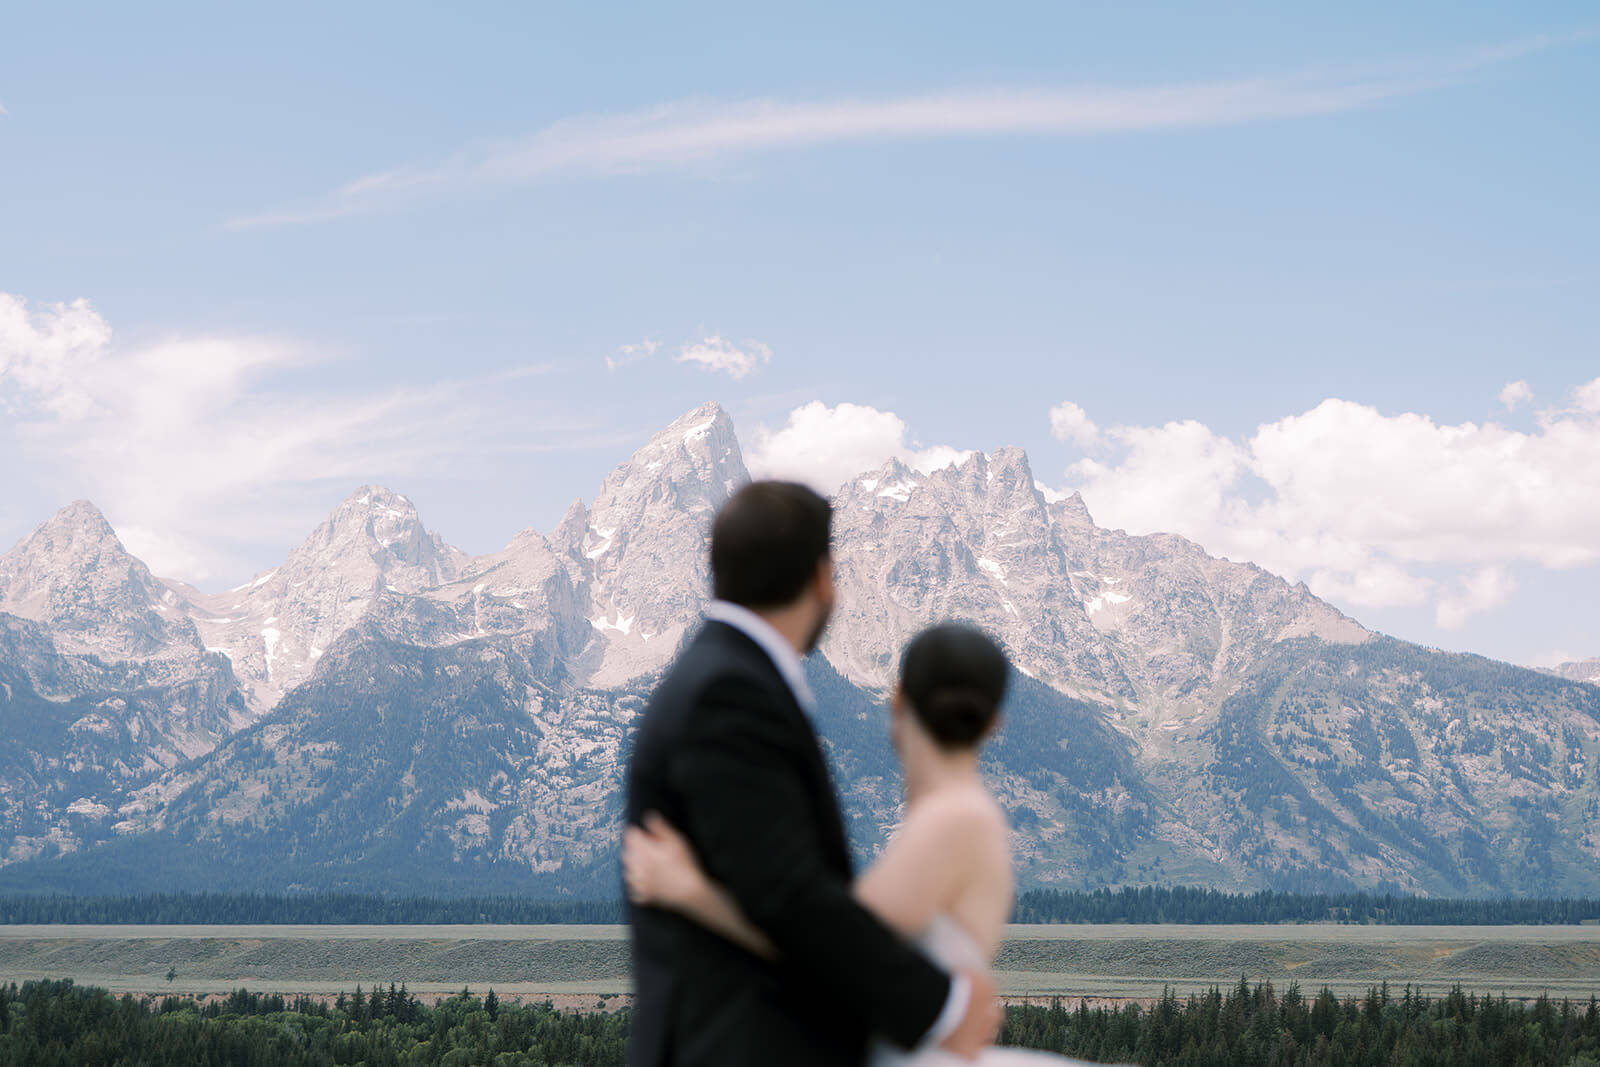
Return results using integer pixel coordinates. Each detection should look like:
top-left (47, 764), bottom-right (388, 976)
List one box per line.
top-left (865, 621), bottom-right (1019, 964)
top-left (900, 780), bottom-right (1015, 962)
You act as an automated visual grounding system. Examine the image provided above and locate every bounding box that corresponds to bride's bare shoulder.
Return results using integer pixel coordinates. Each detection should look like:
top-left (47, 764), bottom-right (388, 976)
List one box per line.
top-left (903, 782), bottom-right (1009, 843)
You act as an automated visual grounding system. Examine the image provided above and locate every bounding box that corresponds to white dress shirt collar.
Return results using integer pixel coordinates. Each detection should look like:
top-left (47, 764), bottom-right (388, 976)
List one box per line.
top-left (704, 599), bottom-right (817, 713)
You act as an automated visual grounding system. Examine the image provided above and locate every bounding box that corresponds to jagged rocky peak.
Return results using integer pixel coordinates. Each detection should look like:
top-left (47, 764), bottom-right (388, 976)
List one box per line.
top-left (944, 446), bottom-right (1031, 493)
top-left (287, 485), bottom-right (466, 587)
top-left (826, 447), bottom-right (1131, 695)
top-left (839, 455), bottom-right (917, 501)
top-left (551, 498), bottom-right (590, 562)
top-left (1046, 490), bottom-right (1096, 537)
top-left (459, 525), bottom-right (579, 614)
top-left (584, 403), bottom-right (748, 568)
top-left (0, 499), bottom-right (196, 659)
top-left (356, 524), bottom-right (592, 671)
top-left (573, 403), bottom-right (750, 688)
top-left (176, 485), bottom-right (469, 712)
top-left (592, 403), bottom-right (746, 511)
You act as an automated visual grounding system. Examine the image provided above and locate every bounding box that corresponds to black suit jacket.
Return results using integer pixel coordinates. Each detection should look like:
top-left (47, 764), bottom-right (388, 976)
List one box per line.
top-left (625, 619), bottom-right (951, 1066)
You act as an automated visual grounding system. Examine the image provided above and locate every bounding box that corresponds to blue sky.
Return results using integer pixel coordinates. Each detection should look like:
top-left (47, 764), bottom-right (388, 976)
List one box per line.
top-left (2, 2), bottom-right (1597, 667)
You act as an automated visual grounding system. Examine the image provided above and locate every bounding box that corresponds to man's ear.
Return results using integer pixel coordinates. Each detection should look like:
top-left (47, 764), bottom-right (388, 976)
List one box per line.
top-left (814, 555), bottom-right (836, 603)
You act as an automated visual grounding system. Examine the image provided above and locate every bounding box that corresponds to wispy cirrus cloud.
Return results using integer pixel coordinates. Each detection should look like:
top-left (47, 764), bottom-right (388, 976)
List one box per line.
top-left (225, 33), bottom-right (1592, 230)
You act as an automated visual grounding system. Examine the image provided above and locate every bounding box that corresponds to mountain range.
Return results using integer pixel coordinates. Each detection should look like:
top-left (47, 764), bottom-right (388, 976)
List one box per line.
top-left (2, 402), bottom-right (1598, 897)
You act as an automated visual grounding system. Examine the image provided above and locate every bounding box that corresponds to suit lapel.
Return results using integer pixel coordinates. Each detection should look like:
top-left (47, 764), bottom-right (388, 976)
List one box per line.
top-left (705, 622), bottom-right (854, 877)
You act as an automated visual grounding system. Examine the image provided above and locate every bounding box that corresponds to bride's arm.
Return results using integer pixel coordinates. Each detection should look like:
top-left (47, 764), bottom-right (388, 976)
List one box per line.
top-left (626, 795), bottom-right (993, 951)
top-left (623, 814), bottom-right (776, 958)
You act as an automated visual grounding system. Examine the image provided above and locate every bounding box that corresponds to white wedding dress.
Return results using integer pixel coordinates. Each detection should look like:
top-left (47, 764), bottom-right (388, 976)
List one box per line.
top-left (869, 914), bottom-right (1100, 1066)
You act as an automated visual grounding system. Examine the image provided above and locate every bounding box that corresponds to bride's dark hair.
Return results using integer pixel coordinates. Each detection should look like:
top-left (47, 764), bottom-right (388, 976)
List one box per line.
top-left (899, 622), bottom-right (1009, 749)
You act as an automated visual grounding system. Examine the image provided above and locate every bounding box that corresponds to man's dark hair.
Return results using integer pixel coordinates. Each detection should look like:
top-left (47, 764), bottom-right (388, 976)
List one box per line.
top-left (711, 481), bottom-right (832, 608)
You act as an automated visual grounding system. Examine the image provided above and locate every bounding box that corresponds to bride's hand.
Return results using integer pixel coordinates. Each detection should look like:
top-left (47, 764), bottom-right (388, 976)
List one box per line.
top-left (623, 812), bottom-right (712, 909)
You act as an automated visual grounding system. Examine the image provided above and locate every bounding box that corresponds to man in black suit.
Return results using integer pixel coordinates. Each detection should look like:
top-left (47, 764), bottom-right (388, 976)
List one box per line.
top-left (625, 480), bottom-right (999, 1066)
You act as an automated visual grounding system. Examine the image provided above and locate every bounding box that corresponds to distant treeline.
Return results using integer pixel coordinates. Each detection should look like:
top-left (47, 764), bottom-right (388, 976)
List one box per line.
top-left (1000, 981), bottom-right (1600, 1065)
top-left (0, 980), bottom-right (627, 1066)
top-left (0, 893), bottom-right (625, 925)
top-left (1013, 885), bottom-right (1600, 925)
top-left (4, 980), bottom-right (1598, 1066)
top-left (6, 886), bottom-right (1600, 925)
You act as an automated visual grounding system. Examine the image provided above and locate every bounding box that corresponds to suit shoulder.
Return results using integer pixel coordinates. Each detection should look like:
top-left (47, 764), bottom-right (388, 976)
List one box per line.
top-left (656, 626), bottom-right (786, 698)
top-left (644, 631), bottom-right (795, 737)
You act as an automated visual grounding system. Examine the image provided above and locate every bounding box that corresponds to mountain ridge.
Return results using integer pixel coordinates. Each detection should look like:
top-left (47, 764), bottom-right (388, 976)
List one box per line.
top-left (2, 402), bottom-right (1597, 896)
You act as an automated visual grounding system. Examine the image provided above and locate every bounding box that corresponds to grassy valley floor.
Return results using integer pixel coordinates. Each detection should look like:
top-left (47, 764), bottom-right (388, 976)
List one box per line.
top-left (2, 923), bottom-right (1599, 1002)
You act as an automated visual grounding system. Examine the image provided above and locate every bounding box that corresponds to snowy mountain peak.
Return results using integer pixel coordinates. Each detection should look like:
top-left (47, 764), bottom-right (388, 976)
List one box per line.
top-left (335, 484), bottom-right (415, 519)
top-left (841, 456), bottom-right (917, 502)
top-left (627, 402), bottom-right (744, 485)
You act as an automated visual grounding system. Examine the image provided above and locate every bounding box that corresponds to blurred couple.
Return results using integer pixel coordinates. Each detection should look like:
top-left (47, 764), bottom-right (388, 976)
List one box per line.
top-left (624, 481), bottom-right (1092, 1066)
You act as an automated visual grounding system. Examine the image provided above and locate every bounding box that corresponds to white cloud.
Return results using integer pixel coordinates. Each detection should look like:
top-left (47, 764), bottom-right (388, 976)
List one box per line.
top-left (1499, 379), bottom-right (1533, 410)
top-left (1034, 482), bottom-right (1073, 505)
top-left (1053, 393), bottom-right (1600, 624)
top-left (0, 294), bottom-right (114, 418)
top-left (1306, 562), bottom-right (1432, 610)
top-left (1435, 566), bottom-right (1517, 629)
top-left (906, 445), bottom-right (976, 476)
top-left (0, 291), bottom-right (596, 582)
top-left (747, 401), bottom-right (968, 494)
top-left (605, 338), bottom-right (659, 372)
top-left (221, 36), bottom-right (1581, 230)
top-left (1070, 420), bottom-right (1250, 546)
top-left (676, 335), bottom-right (771, 379)
top-left (1049, 400), bottom-right (1102, 448)
top-left (1575, 377), bottom-right (1600, 414)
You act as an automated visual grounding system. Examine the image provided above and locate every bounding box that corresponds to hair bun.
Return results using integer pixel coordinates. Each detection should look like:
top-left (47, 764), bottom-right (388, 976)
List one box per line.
top-left (922, 688), bottom-right (996, 747)
top-left (900, 621), bottom-right (1010, 751)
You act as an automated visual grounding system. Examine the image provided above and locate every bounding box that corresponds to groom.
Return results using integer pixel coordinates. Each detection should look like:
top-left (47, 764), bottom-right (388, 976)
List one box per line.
top-left (625, 481), bottom-right (1000, 1065)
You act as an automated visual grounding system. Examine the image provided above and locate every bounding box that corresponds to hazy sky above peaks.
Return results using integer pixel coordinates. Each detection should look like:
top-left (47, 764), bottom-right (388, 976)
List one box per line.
top-left (1, 2), bottom-right (1598, 667)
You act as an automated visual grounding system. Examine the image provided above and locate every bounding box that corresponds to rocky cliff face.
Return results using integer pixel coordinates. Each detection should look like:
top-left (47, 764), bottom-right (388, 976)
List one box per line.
top-left (171, 486), bottom-right (469, 710)
top-left (823, 448), bottom-right (1366, 713)
top-left (1, 501), bottom-right (206, 667)
top-left (1555, 658), bottom-right (1600, 686)
top-left (560, 402), bottom-right (748, 689)
top-left (0, 503), bottom-right (249, 863)
top-left (3, 403), bottom-right (1598, 897)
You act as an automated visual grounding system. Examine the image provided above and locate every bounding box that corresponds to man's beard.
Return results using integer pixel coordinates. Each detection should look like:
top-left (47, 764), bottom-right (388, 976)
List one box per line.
top-left (802, 601), bottom-right (833, 654)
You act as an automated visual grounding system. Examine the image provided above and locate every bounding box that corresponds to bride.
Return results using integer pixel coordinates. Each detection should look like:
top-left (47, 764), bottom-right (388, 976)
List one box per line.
top-left (624, 621), bottom-right (1098, 1065)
